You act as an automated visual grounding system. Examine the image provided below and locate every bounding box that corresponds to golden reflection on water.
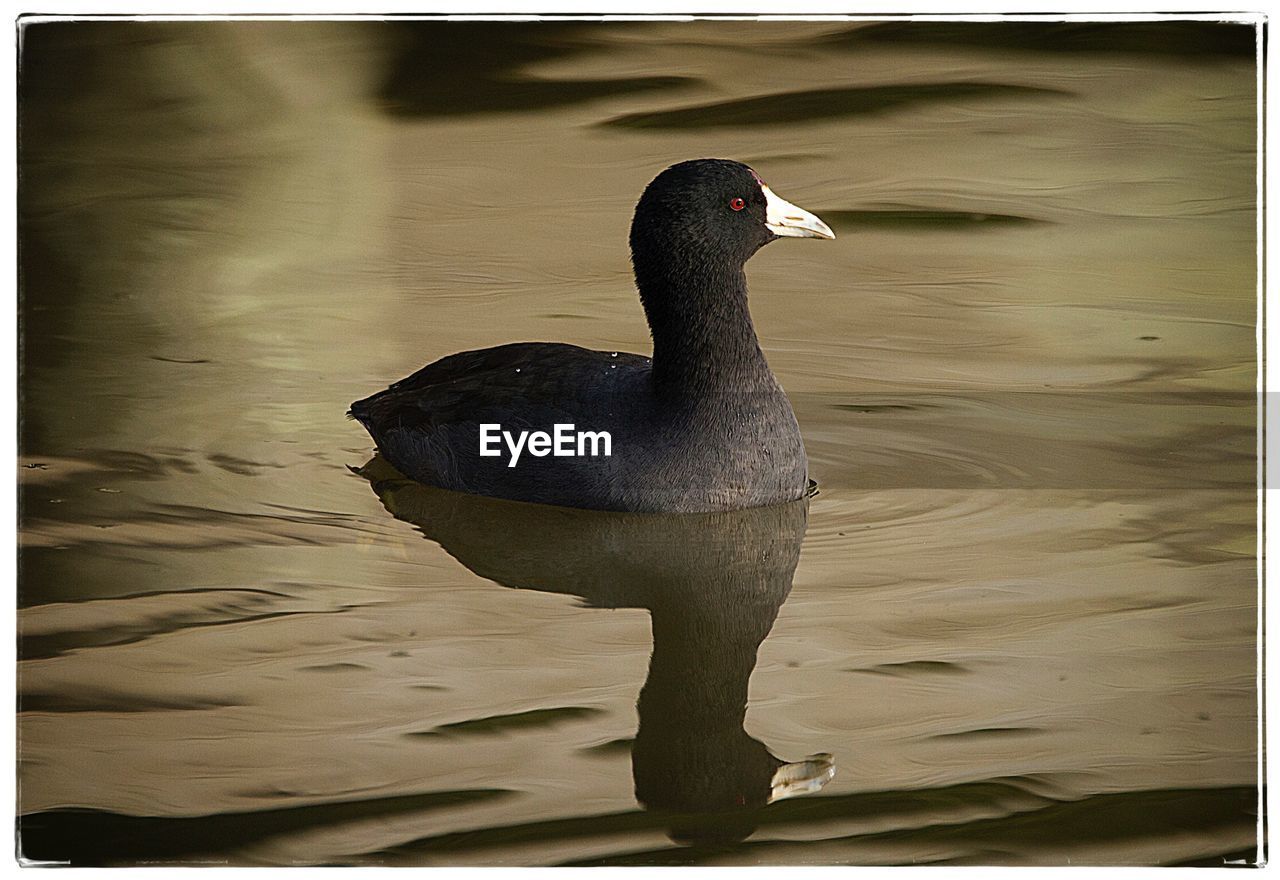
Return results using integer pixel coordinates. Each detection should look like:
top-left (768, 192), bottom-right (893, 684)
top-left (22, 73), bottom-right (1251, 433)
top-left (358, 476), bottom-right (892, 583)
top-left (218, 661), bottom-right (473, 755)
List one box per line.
top-left (18, 20), bottom-right (1259, 866)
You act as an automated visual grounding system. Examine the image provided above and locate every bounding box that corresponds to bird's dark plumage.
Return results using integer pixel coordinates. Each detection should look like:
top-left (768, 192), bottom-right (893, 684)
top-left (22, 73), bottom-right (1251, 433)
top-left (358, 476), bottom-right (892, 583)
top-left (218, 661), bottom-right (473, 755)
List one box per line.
top-left (350, 158), bottom-right (834, 512)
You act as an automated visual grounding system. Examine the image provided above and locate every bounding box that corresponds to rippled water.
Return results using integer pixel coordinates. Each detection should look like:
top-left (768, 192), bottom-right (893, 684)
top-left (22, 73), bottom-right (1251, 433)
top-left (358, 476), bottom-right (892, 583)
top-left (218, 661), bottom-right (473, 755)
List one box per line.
top-left (18, 19), bottom-right (1260, 866)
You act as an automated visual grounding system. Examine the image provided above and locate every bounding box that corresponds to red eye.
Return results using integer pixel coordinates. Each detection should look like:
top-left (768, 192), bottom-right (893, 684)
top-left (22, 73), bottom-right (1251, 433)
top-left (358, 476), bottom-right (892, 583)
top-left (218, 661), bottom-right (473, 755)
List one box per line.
top-left (730, 197), bottom-right (746, 211)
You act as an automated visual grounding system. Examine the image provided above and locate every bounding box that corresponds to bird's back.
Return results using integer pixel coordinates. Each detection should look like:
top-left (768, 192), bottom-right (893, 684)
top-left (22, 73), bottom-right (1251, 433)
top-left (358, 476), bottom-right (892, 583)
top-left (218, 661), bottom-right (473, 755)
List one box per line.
top-left (349, 340), bottom-right (808, 512)
top-left (350, 342), bottom-right (653, 509)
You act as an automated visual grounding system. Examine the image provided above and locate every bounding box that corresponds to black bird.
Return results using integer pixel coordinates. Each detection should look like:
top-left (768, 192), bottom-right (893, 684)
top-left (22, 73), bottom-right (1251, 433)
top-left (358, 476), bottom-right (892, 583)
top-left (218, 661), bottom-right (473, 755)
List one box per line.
top-left (349, 159), bottom-right (834, 512)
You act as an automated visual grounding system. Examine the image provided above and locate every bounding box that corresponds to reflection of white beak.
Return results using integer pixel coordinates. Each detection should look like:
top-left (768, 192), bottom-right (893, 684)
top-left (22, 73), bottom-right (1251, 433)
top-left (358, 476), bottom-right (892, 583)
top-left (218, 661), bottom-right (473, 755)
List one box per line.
top-left (768, 752), bottom-right (836, 803)
top-left (762, 185), bottom-right (836, 240)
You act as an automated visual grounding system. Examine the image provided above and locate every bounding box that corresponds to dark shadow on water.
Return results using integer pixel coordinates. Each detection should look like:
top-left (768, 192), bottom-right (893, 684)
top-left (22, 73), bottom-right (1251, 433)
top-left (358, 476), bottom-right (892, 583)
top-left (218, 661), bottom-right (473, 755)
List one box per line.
top-left (846, 659), bottom-right (971, 676)
top-left (1172, 846), bottom-right (1265, 868)
top-left (357, 455), bottom-right (831, 849)
top-left (361, 778), bottom-right (1257, 867)
top-left (581, 737), bottom-right (636, 756)
top-left (927, 726), bottom-right (1044, 741)
top-left (407, 706), bottom-right (605, 739)
top-left (372, 778), bottom-right (1043, 861)
top-left (17, 788), bottom-right (515, 866)
top-left (819, 208), bottom-right (1048, 234)
top-left (600, 83), bottom-right (1067, 129)
top-left (19, 690), bottom-right (241, 714)
top-left (814, 21), bottom-right (1257, 58)
top-left (378, 22), bottom-right (697, 118)
top-left (561, 785), bottom-right (1259, 866)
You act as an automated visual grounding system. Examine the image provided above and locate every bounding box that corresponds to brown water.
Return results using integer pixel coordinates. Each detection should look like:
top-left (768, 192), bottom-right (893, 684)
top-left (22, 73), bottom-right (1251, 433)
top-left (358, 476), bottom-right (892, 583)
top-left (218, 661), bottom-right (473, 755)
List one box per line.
top-left (17, 19), bottom-right (1261, 866)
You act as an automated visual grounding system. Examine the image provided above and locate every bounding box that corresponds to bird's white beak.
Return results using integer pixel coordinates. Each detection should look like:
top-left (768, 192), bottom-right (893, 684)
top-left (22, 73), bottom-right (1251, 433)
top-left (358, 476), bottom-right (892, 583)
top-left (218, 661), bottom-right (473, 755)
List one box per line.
top-left (768, 752), bottom-right (836, 803)
top-left (762, 185), bottom-right (836, 240)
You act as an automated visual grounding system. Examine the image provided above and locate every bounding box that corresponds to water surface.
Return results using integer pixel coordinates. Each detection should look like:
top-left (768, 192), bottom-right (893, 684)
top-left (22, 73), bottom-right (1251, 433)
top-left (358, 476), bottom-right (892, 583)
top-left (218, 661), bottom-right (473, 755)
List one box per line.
top-left (18, 19), bottom-right (1259, 866)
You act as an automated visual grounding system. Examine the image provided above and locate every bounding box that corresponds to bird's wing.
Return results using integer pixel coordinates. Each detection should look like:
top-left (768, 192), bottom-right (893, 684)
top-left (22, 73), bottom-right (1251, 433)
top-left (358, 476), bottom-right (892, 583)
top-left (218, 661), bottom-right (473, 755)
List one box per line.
top-left (349, 342), bottom-right (648, 432)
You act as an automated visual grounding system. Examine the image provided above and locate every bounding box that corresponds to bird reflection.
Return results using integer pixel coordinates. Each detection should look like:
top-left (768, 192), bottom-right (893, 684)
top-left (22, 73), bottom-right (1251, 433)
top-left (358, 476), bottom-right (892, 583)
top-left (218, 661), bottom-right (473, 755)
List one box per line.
top-left (357, 455), bottom-right (833, 845)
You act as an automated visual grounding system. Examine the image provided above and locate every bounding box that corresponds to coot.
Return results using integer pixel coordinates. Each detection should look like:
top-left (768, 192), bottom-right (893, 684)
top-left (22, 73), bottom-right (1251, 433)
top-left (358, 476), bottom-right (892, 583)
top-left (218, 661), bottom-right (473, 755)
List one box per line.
top-left (350, 158), bottom-right (834, 512)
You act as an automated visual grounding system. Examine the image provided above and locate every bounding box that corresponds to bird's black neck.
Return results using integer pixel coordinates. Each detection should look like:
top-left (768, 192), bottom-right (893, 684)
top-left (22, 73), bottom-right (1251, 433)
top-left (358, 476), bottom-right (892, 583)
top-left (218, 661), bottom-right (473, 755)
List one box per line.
top-left (633, 246), bottom-right (775, 396)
